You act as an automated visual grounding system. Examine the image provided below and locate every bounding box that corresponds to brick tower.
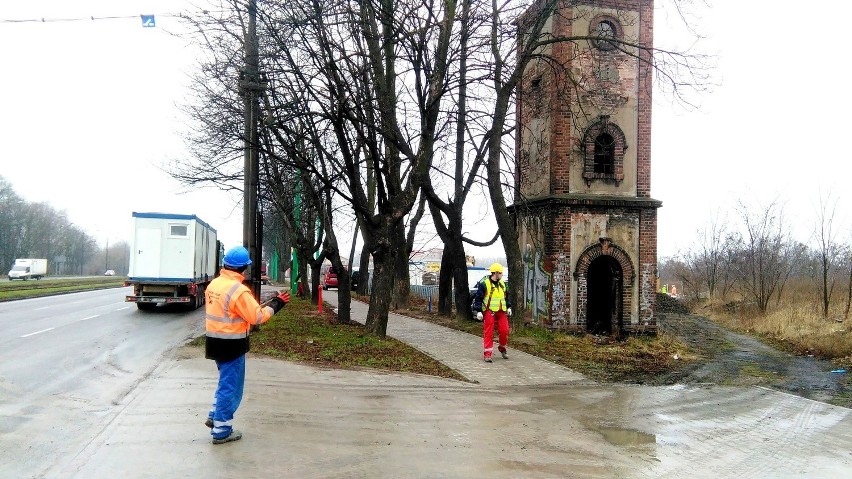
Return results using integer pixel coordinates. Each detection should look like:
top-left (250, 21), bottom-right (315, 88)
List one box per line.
top-left (512, 0), bottom-right (660, 335)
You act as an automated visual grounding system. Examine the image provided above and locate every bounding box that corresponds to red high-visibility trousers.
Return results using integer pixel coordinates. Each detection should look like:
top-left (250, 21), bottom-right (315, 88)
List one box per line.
top-left (483, 310), bottom-right (509, 359)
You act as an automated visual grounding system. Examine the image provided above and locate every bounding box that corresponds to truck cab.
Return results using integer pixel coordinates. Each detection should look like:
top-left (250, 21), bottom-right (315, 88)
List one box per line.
top-left (8, 264), bottom-right (32, 280)
top-left (8, 259), bottom-right (47, 280)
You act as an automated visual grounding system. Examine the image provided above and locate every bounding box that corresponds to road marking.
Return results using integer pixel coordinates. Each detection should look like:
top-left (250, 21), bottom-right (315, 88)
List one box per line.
top-left (79, 315), bottom-right (100, 321)
top-left (115, 306), bottom-right (130, 311)
top-left (33, 306), bottom-right (50, 311)
top-left (21, 327), bottom-right (55, 338)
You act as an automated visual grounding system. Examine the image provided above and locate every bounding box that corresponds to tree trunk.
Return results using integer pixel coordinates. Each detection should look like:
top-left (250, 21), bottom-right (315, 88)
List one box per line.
top-left (845, 259), bottom-right (852, 320)
top-left (437, 252), bottom-right (455, 315)
top-left (365, 237), bottom-right (400, 337)
top-left (357, 242), bottom-right (371, 295)
top-left (391, 222), bottom-right (410, 310)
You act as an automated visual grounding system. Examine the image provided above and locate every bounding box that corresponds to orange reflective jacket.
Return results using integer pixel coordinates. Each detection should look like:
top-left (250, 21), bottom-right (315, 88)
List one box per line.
top-left (205, 269), bottom-right (274, 340)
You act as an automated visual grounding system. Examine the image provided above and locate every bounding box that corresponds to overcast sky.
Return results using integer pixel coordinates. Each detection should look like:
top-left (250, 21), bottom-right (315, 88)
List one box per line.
top-left (1, 1), bottom-right (850, 262)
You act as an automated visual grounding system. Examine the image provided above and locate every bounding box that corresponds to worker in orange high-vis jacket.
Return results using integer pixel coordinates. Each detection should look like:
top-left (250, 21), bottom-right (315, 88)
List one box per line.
top-left (471, 262), bottom-right (512, 363)
top-left (204, 245), bottom-right (290, 445)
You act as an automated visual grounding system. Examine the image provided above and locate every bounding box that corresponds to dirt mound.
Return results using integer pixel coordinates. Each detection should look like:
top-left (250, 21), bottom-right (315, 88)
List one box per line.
top-left (656, 293), bottom-right (690, 314)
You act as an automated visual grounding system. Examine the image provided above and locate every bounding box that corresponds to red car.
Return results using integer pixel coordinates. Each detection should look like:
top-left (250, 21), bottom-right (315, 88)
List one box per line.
top-left (323, 267), bottom-right (341, 290)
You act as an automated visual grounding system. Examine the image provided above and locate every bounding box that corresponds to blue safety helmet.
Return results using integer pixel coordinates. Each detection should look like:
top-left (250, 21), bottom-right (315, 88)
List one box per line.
top-left (223, 246), bottom-right (252, 268)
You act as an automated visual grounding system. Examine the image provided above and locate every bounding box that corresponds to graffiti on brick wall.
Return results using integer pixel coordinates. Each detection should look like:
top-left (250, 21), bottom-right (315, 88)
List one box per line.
top-left (551, 253), bottom-right (570, 327)
top-left (523, 249), bottom-right (551, 322)
top-left (576, 276), bottom-right (587, 326)
top-left (639, 262), bottom-right (655, 324)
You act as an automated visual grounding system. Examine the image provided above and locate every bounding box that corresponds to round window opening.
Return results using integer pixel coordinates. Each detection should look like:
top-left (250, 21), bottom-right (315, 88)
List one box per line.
top-left (593, 20), bottom-right (618, 51)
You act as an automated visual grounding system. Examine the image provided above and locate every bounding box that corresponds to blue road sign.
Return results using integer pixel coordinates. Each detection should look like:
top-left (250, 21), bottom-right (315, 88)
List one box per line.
top-left (141, 15), bottom-right (155, 27)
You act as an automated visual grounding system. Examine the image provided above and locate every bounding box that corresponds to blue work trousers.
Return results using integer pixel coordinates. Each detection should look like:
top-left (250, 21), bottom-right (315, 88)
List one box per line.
top-left (209, 354), bottom-right (246, 439)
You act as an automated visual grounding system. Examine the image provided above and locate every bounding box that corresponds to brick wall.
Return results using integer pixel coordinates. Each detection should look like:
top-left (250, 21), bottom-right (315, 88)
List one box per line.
top-left (512, 0), bottom-right (658, 335)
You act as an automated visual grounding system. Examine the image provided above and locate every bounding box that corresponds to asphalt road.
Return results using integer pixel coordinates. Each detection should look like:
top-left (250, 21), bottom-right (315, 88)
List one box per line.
top-left (0, 287), bottom-right (204, 477)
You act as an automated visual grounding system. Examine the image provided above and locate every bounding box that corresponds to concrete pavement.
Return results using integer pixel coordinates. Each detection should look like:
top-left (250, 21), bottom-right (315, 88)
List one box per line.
top-left (343, 297), bottom-right (586, 386)
top-left (46, 291), bottom-right (852, 478)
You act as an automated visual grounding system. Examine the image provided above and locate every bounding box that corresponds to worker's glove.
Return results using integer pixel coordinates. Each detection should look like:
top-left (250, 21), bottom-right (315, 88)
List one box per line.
top-left (476, 311), bottom-right (483, 321)
top-left (507, 308), bottom-right (512, 317)
top-left (268, 298), bottom-right (284, 314)
top-left (267, 291), bottom-right (291, 314)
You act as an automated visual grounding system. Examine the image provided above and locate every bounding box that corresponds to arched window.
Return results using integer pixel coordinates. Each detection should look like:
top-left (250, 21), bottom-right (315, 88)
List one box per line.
top-left (593, 20), bottom-right (617, 51)
top-left (593, 133), bottom-right (615, 174)
top-left (582, 116), bottom-right (626, 185)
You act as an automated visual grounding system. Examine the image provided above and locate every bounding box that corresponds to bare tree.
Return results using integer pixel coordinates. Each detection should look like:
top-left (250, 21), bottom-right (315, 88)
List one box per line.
top-left (813, 190), bottom-right (842, 319)
top-left (173, 0), bottom-right (711, 334)
top-left (0, 176), bottom-right (25, 271)
top-left (0, 176), bottom-right (100, 276)
top-left (730, 198), bottom-right (793, 314)
top-left (844, 244), bottom-right (852, 321)
top-left (696, 210), bottom-right (730, 300)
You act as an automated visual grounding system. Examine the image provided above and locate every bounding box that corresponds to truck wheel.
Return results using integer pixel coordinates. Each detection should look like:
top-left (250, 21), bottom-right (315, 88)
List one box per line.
top-left (137, 303), bottom-right (157, 311)
top-left (196, 286), bottom-right (206, 309)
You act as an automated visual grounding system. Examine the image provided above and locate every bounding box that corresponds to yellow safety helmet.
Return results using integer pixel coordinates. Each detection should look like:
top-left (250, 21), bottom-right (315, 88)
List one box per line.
top-left (489, 262), bottom-right (504, 274)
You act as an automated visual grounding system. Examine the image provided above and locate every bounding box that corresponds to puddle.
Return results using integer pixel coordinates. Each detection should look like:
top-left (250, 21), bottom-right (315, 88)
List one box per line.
top-left (592, 426), bottom-right (656, 446)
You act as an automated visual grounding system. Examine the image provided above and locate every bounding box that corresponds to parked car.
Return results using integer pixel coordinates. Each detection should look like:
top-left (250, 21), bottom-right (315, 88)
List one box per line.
top-left (467, 267), bottom-right (490, 298)
top-left (323, 266), bottom-right (344, 290)
top-left (351, 268), bottom-right (360, 289)
top-left (351, 268), bottom-right (373, 290)
top-left (104, 270), bottom-right (116, 276)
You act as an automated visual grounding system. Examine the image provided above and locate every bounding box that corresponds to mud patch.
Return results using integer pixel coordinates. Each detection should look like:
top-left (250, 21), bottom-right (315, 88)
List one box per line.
top-left (659, 313), bottom-right (851, 408)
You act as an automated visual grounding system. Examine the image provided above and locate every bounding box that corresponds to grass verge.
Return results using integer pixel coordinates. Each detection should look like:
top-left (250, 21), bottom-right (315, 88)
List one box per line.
top-left (0, 277), bottom-right (127, 301)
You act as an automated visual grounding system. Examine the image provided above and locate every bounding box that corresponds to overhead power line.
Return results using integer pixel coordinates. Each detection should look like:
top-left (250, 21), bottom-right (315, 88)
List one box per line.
top-left (0, 10), bottom-right (224, 25)
top-left (1, 14), bottom-right (172, 24)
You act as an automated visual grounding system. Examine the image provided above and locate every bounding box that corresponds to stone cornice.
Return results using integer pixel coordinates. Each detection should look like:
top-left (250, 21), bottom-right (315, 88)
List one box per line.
top-left (509, 194), bottom-right (662, 212)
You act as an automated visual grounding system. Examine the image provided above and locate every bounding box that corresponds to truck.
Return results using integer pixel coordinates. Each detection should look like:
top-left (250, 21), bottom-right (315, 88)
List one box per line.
top-left (125, 212), bottom-right (221, 311)
top-left (7, 258), bottom-right (48, 280)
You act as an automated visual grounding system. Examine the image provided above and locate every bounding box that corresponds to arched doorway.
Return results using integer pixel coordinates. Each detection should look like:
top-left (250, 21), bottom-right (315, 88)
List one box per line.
top-left (586, 256), bottom-right (622, 335)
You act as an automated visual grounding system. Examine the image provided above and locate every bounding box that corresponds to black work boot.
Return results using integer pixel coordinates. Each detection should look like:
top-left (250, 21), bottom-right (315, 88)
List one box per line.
top-left (212, 430), bottom-right (242, 445)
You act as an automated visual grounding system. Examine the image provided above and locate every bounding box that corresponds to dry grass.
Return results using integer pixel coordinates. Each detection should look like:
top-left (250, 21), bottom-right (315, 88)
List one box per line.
top-left (700, 282), bottom-right (852, 363)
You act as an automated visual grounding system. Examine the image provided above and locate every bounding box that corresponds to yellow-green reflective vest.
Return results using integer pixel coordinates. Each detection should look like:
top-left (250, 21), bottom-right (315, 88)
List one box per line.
top-left (481, 279), bottom-right (507, 312)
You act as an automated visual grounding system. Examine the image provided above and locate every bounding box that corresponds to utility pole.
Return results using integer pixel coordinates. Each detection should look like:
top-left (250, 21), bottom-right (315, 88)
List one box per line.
top-left (241, 0), bottom-right (262, 300)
